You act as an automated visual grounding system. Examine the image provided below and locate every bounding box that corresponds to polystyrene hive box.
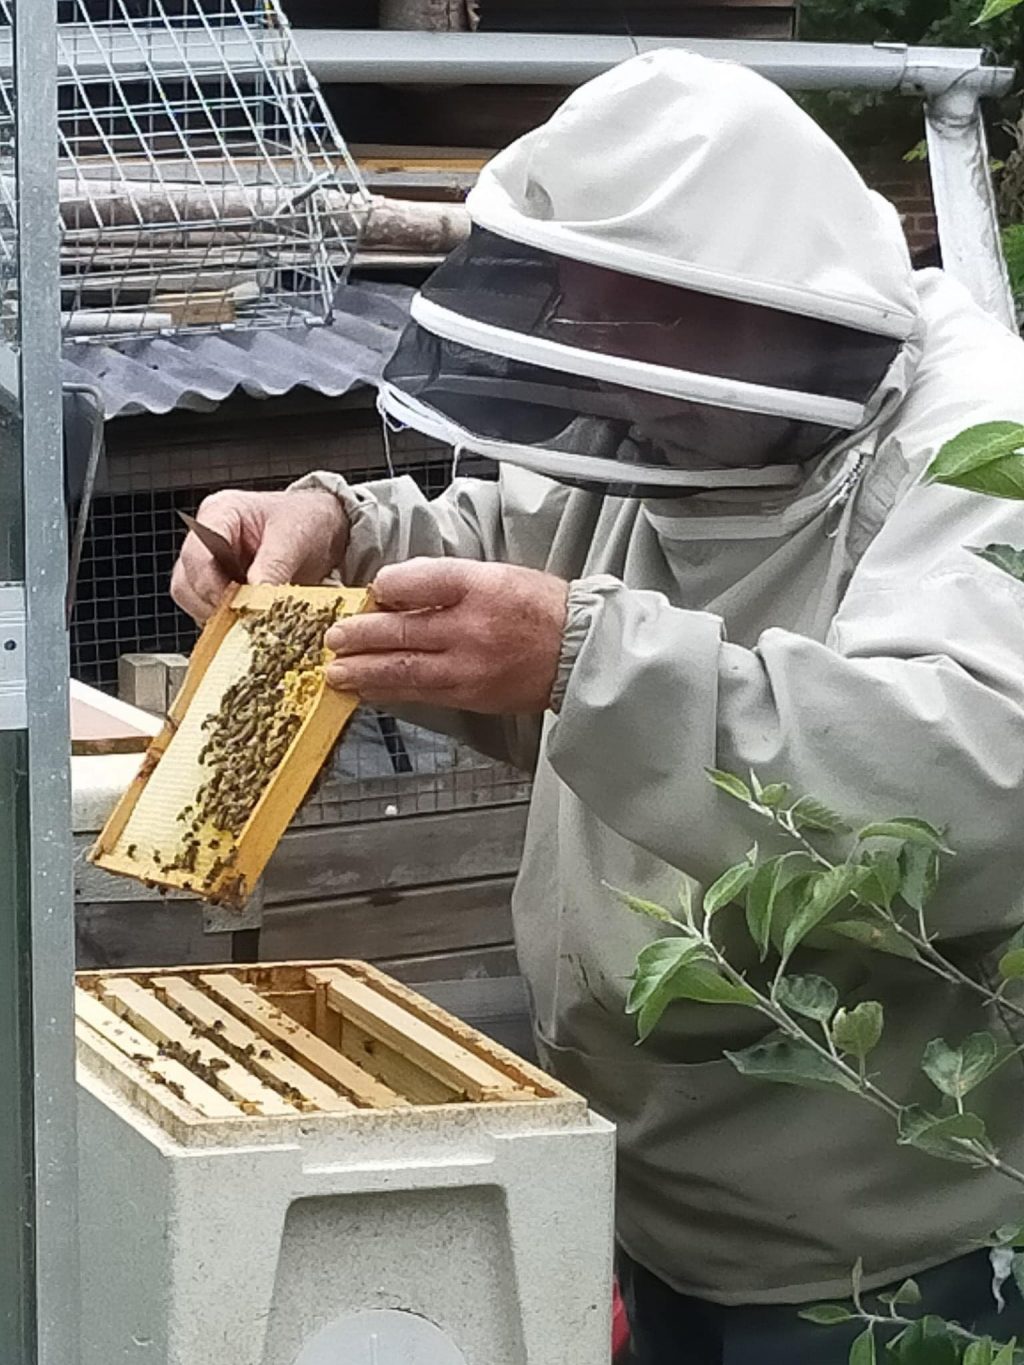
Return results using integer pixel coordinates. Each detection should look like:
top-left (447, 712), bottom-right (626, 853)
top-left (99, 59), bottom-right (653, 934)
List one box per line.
top-left (76, 960), bottom-right (616, 1365)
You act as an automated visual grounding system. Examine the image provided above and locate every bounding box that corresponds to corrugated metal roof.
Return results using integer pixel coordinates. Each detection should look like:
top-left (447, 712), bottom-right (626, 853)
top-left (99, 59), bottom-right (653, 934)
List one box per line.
top-left (61, 280), bottom-right (413, 420)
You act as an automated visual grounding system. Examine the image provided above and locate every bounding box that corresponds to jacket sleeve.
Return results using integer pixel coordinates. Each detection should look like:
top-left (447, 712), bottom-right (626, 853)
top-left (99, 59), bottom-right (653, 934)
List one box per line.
top-left (292, 466), bottom-right (574, 771)
top-left (547, 309), bottom-right (1024, 943)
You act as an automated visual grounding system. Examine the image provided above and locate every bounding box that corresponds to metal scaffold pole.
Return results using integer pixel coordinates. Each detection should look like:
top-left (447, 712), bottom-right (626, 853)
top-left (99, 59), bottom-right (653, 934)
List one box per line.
top-left (0, 4), bottom-right (80, 1364)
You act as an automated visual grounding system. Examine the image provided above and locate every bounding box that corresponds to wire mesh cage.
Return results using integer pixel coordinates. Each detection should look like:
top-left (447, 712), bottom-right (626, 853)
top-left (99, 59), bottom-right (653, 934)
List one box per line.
top-left (0, 0), bottom-right (369, 343)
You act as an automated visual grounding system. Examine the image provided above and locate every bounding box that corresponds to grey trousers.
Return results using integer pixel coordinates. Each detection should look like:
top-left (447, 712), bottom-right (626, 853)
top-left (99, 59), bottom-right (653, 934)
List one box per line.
top-left (618, 1248), bottom-right (1024, 1364)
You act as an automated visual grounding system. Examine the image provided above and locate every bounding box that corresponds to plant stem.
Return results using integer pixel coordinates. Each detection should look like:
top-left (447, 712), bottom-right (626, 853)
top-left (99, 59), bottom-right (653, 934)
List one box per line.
top-left (701, 930), bottom-right (1024, 1186)
top-left (702, 937), bottom-right (903, 1119)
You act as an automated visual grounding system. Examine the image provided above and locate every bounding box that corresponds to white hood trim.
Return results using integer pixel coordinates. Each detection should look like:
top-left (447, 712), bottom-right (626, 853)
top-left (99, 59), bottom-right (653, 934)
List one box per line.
top-left (413, 295), bottom-right (868, 431)
top-left (470, 195), bottom-right (918, 342)
top-left (377, 380), bottom-right (805, 492)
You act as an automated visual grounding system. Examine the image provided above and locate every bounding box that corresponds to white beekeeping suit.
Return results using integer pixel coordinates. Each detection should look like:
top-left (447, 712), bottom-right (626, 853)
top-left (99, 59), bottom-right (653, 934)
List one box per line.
top-left (297, 50), bottom-right (1024, 1302)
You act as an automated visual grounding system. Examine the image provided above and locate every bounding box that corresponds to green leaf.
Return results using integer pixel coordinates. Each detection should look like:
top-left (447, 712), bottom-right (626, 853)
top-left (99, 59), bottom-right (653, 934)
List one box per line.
top-left (879, 1279), bottom-right (922, 1308)
top-left (789, 795), bottom-right (850, 834)
top-left (963, 1340), bottom-right (996, 1365)
top-left (849, 1327), bottom-right (876, 1365)
top-left (975, 0), bottom-right (1024, 25)
top-left (702, 861), bottom-right (757, 919)
top-left (828, 917), bottom-right (922, 962)
top-left (651, 962), bottom-right (758, 1009)
top-left (921, 1034), bottom-right (999, 1100)
top-left (858, 820), bottom-right (951, 854)
top-left (992, 1224), bottom-right (1024, 1248)
top-left (781, 863), bottom-right (869, 962)
top-left (972, 544), bottom-right (1024, 584)
top-left (832, 1001), bottom-right (884, 1060)
top-left (611, 887), bottom-right (682, 927)
top-left (775, 973), bottom-right (839, 1022)
top-left (706, 768), bottom-right (753, 805)
top-left (726, 1034), bottom-right (860, 1093)
top-left (745, 852), bottom-right (817, 960)
top-left (899, 843), bottom-right (941, 913)
top-left (992, 1341), bottom-right (1018, 1365)
top-left (885, 1316), bottom-right (960, 1365)
top-left (1003, 224), bottom-right (1024, 301)
top-left (896, 1106), bottom-right (991, 1165)
top-left (760, 782), bottom-right (791, 809)
top-left (999, 948), bottom-right (1024, 981)
top-left (854, 850), bottom-right (903, 910)
top-left (925, 421), bottom-right (1024, 501)
top-left (798, 1304), bottom-right (855, 1325)
top-left (627, 938), bottom-right (707, 1013)
top-left (628, 938), bottom-right (713, 1041)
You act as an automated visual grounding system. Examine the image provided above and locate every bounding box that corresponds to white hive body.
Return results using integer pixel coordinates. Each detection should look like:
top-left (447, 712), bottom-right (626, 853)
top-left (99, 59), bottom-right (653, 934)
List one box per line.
top-left (0, 0), bottom-right (369, 342)
top-left (76, 963), bottom-right (616, 1365)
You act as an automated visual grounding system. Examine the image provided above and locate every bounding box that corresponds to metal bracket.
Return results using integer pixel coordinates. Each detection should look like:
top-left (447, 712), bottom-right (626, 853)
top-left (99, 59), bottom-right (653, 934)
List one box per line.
top-left (0, 581), bottom-right (26, 731)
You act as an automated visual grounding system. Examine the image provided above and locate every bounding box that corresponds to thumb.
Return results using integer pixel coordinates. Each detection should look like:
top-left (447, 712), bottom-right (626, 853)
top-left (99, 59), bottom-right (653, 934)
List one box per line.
top-left (372, 558), bottom-right (475, 611)
top-left (247, 514), bottom-right (305, 586)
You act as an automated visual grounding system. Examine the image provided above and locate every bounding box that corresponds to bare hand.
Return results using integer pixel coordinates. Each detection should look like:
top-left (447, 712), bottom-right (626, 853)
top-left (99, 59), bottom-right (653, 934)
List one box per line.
top-left (170, 488), bottom-right (349, 622)
top-left (325, 558), bottom-right (569, 714)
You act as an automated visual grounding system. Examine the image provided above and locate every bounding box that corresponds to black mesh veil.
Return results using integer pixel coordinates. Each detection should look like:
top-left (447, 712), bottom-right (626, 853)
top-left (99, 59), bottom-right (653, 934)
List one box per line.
top-left (380, 226), bottom-right (902, 497)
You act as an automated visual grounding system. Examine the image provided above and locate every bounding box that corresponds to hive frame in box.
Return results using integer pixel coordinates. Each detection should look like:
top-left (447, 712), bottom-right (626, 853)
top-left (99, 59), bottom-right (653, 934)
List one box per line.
top-left (89, 581), bottom-right (372, 907)
top-left (76, 961), bottom-right (616, 1365)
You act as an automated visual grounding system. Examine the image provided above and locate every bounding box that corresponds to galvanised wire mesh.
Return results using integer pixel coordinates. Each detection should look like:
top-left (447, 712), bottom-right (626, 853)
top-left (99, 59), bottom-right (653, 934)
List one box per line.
top-left (70, 417), bottom-right (532, 823)
top-left (0, 0), bottom-right (369, 343)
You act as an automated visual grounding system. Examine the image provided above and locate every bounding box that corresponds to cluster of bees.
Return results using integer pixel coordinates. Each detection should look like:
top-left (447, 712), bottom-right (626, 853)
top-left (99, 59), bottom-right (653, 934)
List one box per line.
top-left (153, 596), bottom-right (344, 900)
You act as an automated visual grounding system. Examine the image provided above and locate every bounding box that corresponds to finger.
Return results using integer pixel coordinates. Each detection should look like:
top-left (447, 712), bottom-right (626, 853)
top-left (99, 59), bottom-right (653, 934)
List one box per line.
top-left (325, 610), bottom-right (446, 656)
top-left (170, 544), bottom-right (231, 623)
top-left (247, 512), bottom-right (307, 586)
top-left (325, 651), bottom-right (458, 703)
top-left (372, 558), bottom-right (475, 612)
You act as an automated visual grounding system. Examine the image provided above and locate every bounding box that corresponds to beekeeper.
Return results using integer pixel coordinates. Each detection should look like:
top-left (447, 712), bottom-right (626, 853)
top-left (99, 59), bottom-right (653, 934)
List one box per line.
top-left (172, 50), bottom-right (1024, 1363)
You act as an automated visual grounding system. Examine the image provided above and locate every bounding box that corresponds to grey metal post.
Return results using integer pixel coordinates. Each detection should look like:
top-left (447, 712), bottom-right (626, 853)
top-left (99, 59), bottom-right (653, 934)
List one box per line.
top-left (0, 4), bottom-right (80, 1364)
top-left (925, 86), bottom-right (1015, 330)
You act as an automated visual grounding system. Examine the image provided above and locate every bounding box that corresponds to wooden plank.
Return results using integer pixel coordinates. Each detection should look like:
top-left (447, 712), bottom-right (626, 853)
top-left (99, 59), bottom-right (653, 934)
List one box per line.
top-left (339, 1017), bottom-right (456, 1105)
top-left (310, 967), bottom-right (522, 1102)
top-left (152, 975), bottom-right (354, 1113)
top-left (348, 962), bottom-right (556, 1097)
top-left (258, 874), bottom-right (516, 960)
top-left (76, 987), bottom-right (237, 1120)
top-left (265, 989), bottom-right (317, 1033)
top-left (198, 973), bottom-right (405, 1110)
top-left (75, 897), bottom-right (211, 970)
top-left (71, 681), bottom-right (161, 756)
top-left (263, 806), bottom-right (528, 906)
top-left (117, 654), bottom-right (170, 717)
top-left (379, 944), bottom-right (519, 984)
top-left (96, 978), bottom-right (295, 1117)
top-left (154, 290), bottom-right (236, 327)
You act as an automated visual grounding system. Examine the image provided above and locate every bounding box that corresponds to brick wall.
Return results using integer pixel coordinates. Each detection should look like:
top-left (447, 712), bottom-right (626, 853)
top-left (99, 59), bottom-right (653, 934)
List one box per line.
top-left (854, 150), bottom-right (938, 260)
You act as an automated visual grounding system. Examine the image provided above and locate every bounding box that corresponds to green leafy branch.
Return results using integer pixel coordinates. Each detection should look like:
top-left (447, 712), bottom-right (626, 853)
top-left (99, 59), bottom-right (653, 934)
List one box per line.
top-left (618, 770), bottom-right (1024, 1362)
top-left (620, 777), bottom-right (1024, 1182)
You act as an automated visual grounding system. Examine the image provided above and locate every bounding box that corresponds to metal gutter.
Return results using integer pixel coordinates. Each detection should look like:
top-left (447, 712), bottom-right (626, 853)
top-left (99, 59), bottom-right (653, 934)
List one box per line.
top-left (293, 32), bottom-right (1015, 99)
top-left (2, 29), bottom-right (1012, 100)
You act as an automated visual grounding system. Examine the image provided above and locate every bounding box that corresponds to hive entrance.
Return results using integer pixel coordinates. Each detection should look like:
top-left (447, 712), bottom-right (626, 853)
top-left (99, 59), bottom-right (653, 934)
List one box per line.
top-left (76, 961), bottom-right (558, 1128)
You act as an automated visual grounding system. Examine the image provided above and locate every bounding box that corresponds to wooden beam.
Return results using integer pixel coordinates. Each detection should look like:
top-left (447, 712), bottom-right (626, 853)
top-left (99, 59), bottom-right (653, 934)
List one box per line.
top-left (76, 987), bottom-right (237, 1120)
top-left (309, 966), bottom-right (523, 1102)
top-left (96, 977), bottom-right (295, 1117)
top-left (152, 975), bottom-right (354, 1113)
top-left (198, 973), bottom-right (405, 1109)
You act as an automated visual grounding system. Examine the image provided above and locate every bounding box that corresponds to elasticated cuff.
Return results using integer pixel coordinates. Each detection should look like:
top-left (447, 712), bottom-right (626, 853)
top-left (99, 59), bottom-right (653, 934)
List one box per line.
top-left (550, 574), bottom-right (624, 714)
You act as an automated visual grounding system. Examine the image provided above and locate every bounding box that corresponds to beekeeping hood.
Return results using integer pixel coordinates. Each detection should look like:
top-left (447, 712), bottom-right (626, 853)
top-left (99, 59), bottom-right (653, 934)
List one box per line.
top-left (378, 49), bottom-right (919, 496)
